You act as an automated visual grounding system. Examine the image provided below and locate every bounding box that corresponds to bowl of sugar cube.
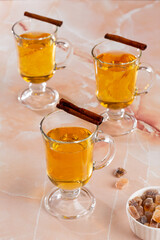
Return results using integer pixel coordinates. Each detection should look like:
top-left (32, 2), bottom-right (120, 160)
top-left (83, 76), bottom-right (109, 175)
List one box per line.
top-left (126, 186), bottom-right (160, 240)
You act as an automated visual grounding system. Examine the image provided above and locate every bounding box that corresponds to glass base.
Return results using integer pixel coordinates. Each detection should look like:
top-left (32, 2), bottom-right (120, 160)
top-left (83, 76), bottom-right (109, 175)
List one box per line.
top-left (44, 187), bottom-right (96, 220)
top-left (100, 110), bottom-right (137, 137)
top-left (18, 86), bottom-right (59, 111)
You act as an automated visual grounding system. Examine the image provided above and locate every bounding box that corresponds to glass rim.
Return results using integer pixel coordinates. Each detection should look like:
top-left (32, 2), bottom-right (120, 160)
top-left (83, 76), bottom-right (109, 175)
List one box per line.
top-left (12, 18), bottom-right (58, 41)
top-left (40, 110), bottom-right (98, 144)
top-left (91, 40), bottom-right (142, 66)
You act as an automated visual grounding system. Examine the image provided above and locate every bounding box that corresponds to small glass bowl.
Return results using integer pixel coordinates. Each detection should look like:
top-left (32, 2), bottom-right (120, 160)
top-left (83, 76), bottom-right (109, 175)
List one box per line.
top-left (126, 186), bottom-right (160, 240)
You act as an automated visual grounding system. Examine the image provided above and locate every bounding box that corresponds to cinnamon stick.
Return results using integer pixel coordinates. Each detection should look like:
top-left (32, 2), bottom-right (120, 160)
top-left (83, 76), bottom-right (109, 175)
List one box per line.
top-left (104, 33), bottom-right (147, 50)
top-left (24, 11), bottom-right (63, 27)
top-left (57, 98), bottom-right (103, 125)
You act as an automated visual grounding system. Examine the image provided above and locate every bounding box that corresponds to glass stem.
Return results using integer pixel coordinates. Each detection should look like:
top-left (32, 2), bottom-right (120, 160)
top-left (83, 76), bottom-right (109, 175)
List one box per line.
top-left (107, 108), bottom-right (125, 120)
top-left (29, 82), bottom-right (46, 94)
top-left (60, 188), bottom-right (80, 200)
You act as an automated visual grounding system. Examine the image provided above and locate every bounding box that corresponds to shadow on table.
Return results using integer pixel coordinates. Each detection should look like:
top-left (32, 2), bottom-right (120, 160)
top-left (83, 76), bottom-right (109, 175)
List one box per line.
top-left (60, 197), bottom-right (111, 235)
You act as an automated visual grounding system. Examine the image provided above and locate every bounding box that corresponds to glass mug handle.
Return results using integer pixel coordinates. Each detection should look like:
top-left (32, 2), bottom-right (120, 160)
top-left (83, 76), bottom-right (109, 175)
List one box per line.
top-left (135, 62), bottom-right (154, 95)
top-left (55, 38), bottom-right (73, 70)
top-left (93, 131), bottom-right (116, 170)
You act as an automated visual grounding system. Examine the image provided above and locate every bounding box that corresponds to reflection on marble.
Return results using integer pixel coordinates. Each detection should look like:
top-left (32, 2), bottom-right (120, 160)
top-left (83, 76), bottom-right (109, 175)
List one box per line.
top-left (0, 0), bottom-right (160, 239)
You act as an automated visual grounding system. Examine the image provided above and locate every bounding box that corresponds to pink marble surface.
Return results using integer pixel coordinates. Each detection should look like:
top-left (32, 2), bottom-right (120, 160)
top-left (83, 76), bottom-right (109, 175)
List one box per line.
top-left (0, 0), bottom-right (160, 239)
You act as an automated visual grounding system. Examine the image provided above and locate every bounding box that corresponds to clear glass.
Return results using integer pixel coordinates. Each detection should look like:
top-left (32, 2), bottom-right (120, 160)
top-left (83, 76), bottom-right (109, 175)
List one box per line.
top-left (12, 18), bottom-right (72, 111)
top-left (40, 110), bottom-right (115, 219)
top-left (91, 40), bottom-right (154, 136)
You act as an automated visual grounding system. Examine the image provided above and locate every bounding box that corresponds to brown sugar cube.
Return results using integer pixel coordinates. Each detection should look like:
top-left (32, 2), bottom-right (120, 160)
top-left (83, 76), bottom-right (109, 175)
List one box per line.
top-left (150, 219), bottom-right (159, 228)
top-left (136, 206), bottom-right (144, 216)
top-left (128, 205), bottom-right (140, 220)
top-left (129, 196), bottom-right (142, 207)
top-left (156, 205), bottom-right (160, 210)
top-left (155, 195), bottom-right (160, 205)
top-left (144, 223), bottom-right (150, 226)
top-left (143, 197), bottom-right (153, 206)
top-left (113, 167), bottom-right (127, 178)
top-left (139, 215), bottom-right (148, 224)
top-left (150, 203), bottom-right (156, 213)
top-left (143, 198), bottom-right (155, 212)
top-left (142, 189), bottom-right (158, 201)
top-left (152, 209), bottom-right (160, 223)
top-left (145, 211), bottom-right (153, 223)
top-left (115, 178), bottom-right (129, 190)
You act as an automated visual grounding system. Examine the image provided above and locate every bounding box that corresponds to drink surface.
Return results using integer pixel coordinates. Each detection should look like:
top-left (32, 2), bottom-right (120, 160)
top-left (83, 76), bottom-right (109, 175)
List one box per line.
top-left (95, 51), bottom-right (138, 109)
top-left (16, 32), bottom-right (56, 84)
top-left (45, 127), bottom-right (93, 190)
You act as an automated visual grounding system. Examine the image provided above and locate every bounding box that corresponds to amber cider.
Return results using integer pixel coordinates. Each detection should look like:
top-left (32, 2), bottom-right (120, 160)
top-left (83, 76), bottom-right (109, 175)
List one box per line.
top-left (45, 127), bottom-right (93, 190)
top-left (16, 32), bottom-right (56, 84)
top-left (95, 51), bottom-right (138, 109)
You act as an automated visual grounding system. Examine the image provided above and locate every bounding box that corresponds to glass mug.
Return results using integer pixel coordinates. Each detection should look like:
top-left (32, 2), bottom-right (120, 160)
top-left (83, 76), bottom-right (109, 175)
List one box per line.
top-left (12, 18), bottom-right (72, 110)
top-left (91, 41), bottom-right (154, 136)
top-left (40, 110), bottom-right (115, 219)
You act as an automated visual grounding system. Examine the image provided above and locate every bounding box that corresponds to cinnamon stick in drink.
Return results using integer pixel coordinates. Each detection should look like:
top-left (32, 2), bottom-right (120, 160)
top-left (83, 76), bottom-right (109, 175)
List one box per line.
top-left (104, 33), bottom-right (147, 50)
top-left (24, 11), bottom-right (63, 27)
top-left (57, 98), bottom-right (103, 125)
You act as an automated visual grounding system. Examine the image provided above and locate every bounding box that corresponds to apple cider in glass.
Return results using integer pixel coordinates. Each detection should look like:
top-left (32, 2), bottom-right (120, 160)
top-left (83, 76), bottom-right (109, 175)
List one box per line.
top-left (45, 127), bottom-right (93, 190)
top-left (95, 51), bottom-right (138, 109)
top-left (40, 109), bottom-right (115, 219)
top-left (16, 32), bottom-right (56, 84)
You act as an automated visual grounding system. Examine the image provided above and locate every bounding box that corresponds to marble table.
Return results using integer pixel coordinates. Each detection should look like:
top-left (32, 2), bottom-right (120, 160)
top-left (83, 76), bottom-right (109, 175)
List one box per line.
top-left (0, 1), bottom-right (160, 239)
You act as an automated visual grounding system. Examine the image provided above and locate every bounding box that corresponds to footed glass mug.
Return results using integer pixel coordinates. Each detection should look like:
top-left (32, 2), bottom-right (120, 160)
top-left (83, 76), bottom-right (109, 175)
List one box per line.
top-left (91, 40), bottom-right (154, 136)
top-left (40, 110), bottom-right (115, 219)
top-left (12, 18), bottom-right (72, 110)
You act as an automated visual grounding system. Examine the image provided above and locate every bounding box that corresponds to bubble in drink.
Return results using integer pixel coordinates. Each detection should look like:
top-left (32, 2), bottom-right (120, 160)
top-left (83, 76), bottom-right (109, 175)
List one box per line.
top-left (72, 135), bottom-right (79, 141)
top-left (61, 133), bottom-right (68, 141)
